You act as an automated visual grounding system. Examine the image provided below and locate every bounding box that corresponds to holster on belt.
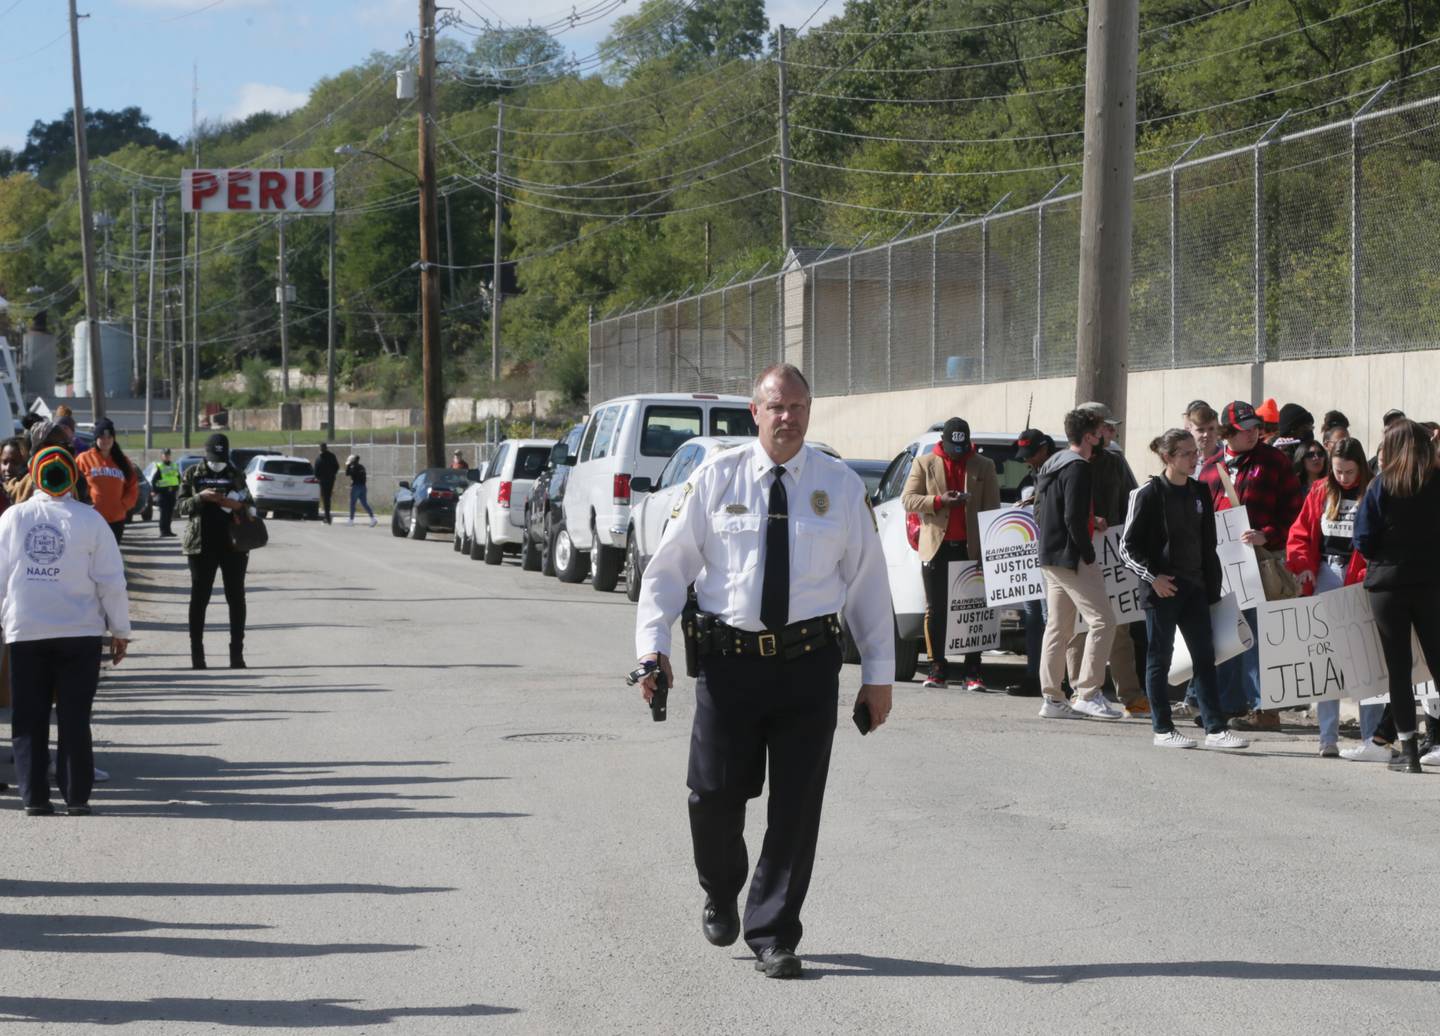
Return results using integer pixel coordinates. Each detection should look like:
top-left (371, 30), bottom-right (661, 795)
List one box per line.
top-left (681, 590), bottom-right (701, 678)
top-left (693, 612), bottom-right (842, 663)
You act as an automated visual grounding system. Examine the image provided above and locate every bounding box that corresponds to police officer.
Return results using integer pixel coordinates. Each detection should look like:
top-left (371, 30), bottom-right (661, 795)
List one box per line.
top-left (151, 448), bottom-right (181, 537)
top-left (635, 363), bottom-right (894, 980)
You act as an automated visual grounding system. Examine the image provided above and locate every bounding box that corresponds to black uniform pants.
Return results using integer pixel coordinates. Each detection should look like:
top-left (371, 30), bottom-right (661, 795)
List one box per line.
top-left (922, 540), bottom-right (981, 678)
top-left (318, 478), bottom-right (335, 523)
top-left (156, 487), bottom-right (177, 535)
top-left (9, 637), bottom-right (103, 809)
top-left (687, 639), bottom-right (841, 955)
top-left (189, 550), bottom-right (249, 646)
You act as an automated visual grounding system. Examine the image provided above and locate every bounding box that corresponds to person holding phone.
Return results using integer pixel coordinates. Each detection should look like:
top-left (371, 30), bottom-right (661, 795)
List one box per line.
top-left (902, 416), bottom-right (1001, 690)
top-left (0, 446), bottom-right (131, 815)
top-left (176, 434), bottom-right (255, 670)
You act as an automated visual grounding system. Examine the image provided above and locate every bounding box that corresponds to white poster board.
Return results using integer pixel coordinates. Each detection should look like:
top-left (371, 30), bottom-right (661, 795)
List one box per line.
top-left (1215, 507), bottom-right (1265, 611)
top-left (977, 507), bottom-right (1045, 607)
top-left (946, 561), bottom-right (1000, 655)
top-left (1167, 593), bottom-right (1254, 685)
top-left (1075, 527), bottom-right (1146, 633)
top-left (1257, 584), bottom-right (1434, 708)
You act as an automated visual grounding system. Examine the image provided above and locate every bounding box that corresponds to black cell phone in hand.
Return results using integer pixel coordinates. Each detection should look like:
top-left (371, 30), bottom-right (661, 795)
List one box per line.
top-left (852, 699), bottom-right (872, 735)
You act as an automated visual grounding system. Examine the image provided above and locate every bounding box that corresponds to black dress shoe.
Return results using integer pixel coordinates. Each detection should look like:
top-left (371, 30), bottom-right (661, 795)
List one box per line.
top-left (701, 896), bottom-right (739, 947)
top-left (66, 804), bottom-right (93, 816)
top-left (1005, 679), bottom-right (1042, 698)
top-left (754, 946), bottom-right (802, 978)
top-left (25, 803), bottom-right (55, 817)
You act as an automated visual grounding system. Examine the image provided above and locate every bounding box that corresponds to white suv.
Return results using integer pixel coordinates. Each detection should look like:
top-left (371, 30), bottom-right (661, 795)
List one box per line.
top-left (457, 438), bottom-right (556, 565)
top-left (560, 392), bottom-right (756, 591)
top-left (244, 455), bottom-right (320, 520)
top-left (869, 427), bottom-right (1029, 681)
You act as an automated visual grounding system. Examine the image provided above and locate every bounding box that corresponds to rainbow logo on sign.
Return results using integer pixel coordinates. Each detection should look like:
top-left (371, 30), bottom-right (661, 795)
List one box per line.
top-left (990, 511), bottom-right (1039, 546)
top-left (951, 564), bottom-right (989, 603)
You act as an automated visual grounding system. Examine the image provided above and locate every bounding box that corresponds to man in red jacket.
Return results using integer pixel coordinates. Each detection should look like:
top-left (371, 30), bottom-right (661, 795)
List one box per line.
top-left (1198, 401), bottom-right (1305, 727)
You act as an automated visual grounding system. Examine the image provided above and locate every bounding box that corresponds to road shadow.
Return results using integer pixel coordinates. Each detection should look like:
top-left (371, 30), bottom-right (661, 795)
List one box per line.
top-left (801, 954), bottom-right (1440, 984)
top-left (0, 996), bottom-right (516, 1026)
top-left (0, 913), bottom-right (421, 958)
top-left (0, 879), bottom-right (454, 898)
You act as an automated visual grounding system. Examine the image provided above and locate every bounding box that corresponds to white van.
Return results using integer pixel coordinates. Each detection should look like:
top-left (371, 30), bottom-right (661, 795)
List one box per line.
top-left (560, 392), bottom-right (757, 591)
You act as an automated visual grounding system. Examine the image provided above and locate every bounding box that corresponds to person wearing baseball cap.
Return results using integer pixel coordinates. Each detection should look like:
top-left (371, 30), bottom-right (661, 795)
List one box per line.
top-left (0, 444), bottom-right (131, 815)
top-left (1197, 401), bottom-right (1305, 729)
top-left (902, 416), bottom-right (1001, 690)
top-left (176, 432), bottom-right (256, 670)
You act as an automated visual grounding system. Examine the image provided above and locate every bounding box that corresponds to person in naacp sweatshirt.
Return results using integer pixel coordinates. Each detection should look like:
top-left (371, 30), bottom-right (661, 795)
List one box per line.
top-left (0, 446), bottom-right (131, 816)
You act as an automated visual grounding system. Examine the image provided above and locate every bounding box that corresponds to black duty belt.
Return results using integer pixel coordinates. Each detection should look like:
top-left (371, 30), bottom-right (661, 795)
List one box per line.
top-left (687, 612), bottom-right (842, 662)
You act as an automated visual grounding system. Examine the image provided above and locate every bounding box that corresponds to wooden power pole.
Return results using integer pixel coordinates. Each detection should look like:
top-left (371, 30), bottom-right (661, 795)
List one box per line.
top-left (68, 0), bottom-right (107, 413)
top-left (418, 0), bottom-right (445, 467)
top-left (777, 25), bottom-right (792, 257)
top-left (490, 97), bottom-right (504, 384)
top-left (1074, 0), bottom-right (1139, 426)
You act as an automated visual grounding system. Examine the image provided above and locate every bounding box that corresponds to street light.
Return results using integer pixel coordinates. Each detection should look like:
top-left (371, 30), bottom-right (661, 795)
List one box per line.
top-left (334, 144), bottom-right (419, 184)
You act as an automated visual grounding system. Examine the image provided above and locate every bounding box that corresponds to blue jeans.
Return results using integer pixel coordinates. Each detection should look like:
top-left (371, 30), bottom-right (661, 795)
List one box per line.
top-left (1312, 559), bottom-right (1383, 747)
top-left (349, 484), bottom-right (374, 520)
top-left (1144, 584), bottom-right (1227, 735)
top-left (1215, 608), bottom-right (1260, 716)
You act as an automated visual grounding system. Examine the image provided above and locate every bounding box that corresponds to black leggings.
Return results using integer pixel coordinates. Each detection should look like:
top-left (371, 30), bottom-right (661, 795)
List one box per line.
top-left (188, 550), bottom-right (249, 645)
top-left (1368, 583), bottom-right (1440, 737)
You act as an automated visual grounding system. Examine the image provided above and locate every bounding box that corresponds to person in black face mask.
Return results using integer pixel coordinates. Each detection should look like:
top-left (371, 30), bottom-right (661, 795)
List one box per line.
top-left (176, 434), bottom-right (255, 669)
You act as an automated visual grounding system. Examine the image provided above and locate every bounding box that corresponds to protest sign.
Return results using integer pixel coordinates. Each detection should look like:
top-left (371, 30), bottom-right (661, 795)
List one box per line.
top-left (977, 507), bottom-right (1044, 607)
top-left (1258, 584), bottom-right (1434, 708)
top-left (1168, 593), bottom-right (1253, 685)
top-left (1215, 507), bottom-right (1265, 611)
top-left (1091, 527), bottom-right (1145, 627)
top-left (946, 561), bottom-right (1000, 655)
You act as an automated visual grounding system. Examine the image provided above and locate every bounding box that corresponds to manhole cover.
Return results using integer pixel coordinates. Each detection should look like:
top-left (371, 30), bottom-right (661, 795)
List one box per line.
top-left (502, 732), bottom-right (619, 743)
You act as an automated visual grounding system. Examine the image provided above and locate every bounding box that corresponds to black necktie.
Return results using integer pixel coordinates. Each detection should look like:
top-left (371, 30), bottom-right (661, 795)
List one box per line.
top-left (760, 465), bottom-right (789, 632)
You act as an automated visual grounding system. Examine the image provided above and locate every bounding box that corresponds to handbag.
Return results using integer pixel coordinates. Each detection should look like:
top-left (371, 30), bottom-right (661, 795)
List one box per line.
top-left (228, 512), bottom-right (269, 552)
top-left (1213, 462), bottom-right (1299, 601)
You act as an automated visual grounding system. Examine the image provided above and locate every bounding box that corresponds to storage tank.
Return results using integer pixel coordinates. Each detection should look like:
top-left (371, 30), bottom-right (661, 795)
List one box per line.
top-left (22, 327), bottom-right (57, 397)
top-left (72, 320), bottom-right (134, 398)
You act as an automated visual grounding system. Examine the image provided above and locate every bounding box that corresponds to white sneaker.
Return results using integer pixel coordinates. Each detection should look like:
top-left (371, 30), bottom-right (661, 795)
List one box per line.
top-left (1038, 697), bottom-right (1080, 719)
top-left (1154, 731), bottom-right (1197, 749)
top-left (1205, 730), bottom-right (1250, 750)
top-left (1339, 740), bottom-right (1393, 763)
top-left (347, 518), bottom-right (354, 526)
top-left (369, 516), bottom-right (378, 527)
top-left (1421, 745), bottom-right (1440, 766)
top-left (1071, 696), bottom-right (1122, 720)
top-left (93, 767), bottom-right (110, 782)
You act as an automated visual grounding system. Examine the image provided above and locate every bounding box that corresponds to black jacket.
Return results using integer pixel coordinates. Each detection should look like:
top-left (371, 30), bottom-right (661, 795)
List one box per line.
top-left (1119, 475), bottom-right (1222, 608)
top-left (314, 450), bottom-right (339, 484)
top-left (1354, 473), bottom-right (1440, 590)
top-left (1035, 449), bottom-right (1095, 569)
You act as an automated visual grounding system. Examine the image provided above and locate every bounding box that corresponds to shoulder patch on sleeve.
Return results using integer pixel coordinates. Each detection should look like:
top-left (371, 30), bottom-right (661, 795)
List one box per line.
top-left (670, 481), bottom-right (694, 520)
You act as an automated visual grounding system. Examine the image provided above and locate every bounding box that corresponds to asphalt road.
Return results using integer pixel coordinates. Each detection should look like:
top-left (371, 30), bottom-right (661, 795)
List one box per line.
top-left (3, 520), bottom-right (1436, 1034)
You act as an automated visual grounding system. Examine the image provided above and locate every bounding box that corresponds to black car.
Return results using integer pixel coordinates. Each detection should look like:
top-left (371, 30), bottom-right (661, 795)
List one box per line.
top-left (392, 468), bottom-right (473, 539)
top-left (523, 422), bottom-right (586, 577)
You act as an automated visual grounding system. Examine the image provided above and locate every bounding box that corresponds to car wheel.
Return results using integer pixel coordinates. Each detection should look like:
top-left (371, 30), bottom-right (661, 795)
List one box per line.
top-left (391, 509), bottom-right (407, 537)
top-left (408, 507), bottom-right (427, 540)
top-left (591, 526), bottom-right (623, 593)
top-left (623, 529), bottom-right (643, 603)
top-left (894, 621), bottom-right (920, 684)
top-left (520, 528), bottom-right (542, 572)
top-left (483, 520), bottom-right (503, 565)
top-left (453, 527), bottom-right (465, 552)
top-left (553, 522), bottom-right (589, 584)
top-left (469, 527), bottom-right (485, 560)
top-left (539, 519), bottom-right (557, 577)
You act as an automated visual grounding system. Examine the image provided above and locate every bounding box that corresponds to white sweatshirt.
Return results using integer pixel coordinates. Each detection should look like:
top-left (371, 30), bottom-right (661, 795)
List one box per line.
top-left (0, 494), bottom-right (132, 643)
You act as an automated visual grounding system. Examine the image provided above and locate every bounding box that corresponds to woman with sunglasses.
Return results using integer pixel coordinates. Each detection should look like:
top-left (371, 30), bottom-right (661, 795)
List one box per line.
top-left (1286, 438), bottom-right (1383, 757)
top-left (1293, 441), bottom-right (1328, 493)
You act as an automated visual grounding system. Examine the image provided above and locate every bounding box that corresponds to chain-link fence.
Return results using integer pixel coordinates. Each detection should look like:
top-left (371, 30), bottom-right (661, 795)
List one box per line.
top-left (590, 94), bottom-right (1440, 405)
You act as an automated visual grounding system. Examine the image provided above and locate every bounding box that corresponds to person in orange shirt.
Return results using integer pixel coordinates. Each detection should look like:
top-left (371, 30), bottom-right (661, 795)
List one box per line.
top-left (76, 418), bottom-right (138, 543)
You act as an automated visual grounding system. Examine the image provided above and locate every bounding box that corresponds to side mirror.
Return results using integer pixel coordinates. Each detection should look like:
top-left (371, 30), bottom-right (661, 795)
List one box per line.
top-left (469, 468), bottom-right (481, 482)
top-left (560, 454), bottom-right (577, 467)
top-left (398, 480), bottom-right (410, 490)
top-left (550, 442), bottom-right (569, 466)
top-left (629, 476), bottom-right (653, 494)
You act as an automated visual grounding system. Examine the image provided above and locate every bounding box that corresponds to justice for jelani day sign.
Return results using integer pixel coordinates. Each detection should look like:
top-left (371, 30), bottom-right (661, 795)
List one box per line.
top-left (977, 507), bottom-right (1044, 607)
top-left (182, 168), bottom-right (335, 214)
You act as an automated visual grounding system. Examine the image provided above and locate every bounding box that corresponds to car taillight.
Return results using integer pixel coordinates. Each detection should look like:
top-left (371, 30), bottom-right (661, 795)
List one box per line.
top-left (430, 489), bottom-right (455, 500)
top-left (613, 473), bottom-right (631, 506)
top-left (304, 477), bottom-right (318, 484)
top-left (255, 474), bottom-right (274, 481)
top-left (497, 481), bottom-right (512, 508)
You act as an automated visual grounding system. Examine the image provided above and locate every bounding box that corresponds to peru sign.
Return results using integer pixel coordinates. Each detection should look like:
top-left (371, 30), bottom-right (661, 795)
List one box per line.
top-left (182, 168), bottom-right (334, 214)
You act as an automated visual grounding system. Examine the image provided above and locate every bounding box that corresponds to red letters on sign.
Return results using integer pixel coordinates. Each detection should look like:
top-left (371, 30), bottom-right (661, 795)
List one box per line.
top-left (295, 170), bottom-right (327, 209)
top-left (227, 170), bottom-right (254, 210)
top-left (258, 170), bottom-right (287, 210)
top-left (190, 171), bottom-right (220, 211)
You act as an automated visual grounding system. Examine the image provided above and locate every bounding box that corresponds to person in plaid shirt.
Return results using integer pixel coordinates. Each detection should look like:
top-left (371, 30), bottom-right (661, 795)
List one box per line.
top-left (1198, 401), bottom-right (1305, 727)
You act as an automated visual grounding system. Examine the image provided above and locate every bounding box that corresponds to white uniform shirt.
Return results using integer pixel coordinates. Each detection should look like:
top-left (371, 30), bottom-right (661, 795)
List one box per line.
top-left (635, 440), bottom-right (895, 684)
top-left (0, 494), bottom-right (131, 643)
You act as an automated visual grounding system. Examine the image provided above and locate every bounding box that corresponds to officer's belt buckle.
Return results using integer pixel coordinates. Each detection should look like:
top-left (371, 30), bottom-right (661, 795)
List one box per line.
top-left (757, 633), bottom-right (778, 657)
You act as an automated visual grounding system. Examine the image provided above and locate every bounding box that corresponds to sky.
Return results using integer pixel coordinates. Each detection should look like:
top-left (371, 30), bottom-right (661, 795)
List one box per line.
top-left (1, 0), bottom-right (828, 154)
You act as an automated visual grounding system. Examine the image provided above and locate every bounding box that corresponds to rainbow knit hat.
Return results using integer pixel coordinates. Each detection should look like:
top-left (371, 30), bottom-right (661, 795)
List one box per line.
top-left (31, 445), bottom-right (78, 498)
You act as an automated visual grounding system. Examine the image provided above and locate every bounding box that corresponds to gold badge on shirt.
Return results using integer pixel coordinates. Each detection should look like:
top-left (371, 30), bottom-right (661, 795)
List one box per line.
top-left (811, 490), bottom-right (829, 516)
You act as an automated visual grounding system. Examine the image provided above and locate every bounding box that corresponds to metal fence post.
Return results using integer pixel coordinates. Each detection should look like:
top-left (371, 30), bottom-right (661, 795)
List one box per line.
top-left (1035, 203), bottom-right (1045, 378)
top-left (1170, 165), bottom-right (1181, 368)
top-left (980, 215), bottom-right (989, 383)
top-left (747, 280), bottom-right (756, 388)
top-left (930, 233), bottom-right (940, 386)
top-left (652, 309), bottom-right (660, 392)
top-left (695, 296), bottom-right (704, 391)
top-left (846, 255), bottom-right (854, 395)
top-left (886, 244), bottom-right (894, 390)
top-left (1350, 118), bottom-right (1362, 355)
top-left (1253, 144), bottom-right (1267, 364)
top-left (720, 288), bottom-right (728, 393)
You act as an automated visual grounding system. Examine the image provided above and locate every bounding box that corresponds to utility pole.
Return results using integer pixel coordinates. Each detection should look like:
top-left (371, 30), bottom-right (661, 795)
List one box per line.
top-left (443, 189), bottom-right (455, 304)
top-left (192, 65), bottom-right (202, 435)
top-left (489, 96), bottom-right (503, 385)
top-left (144, 196), bottom-right (158, 449)
top-left (327, 211), bottom-right (337, 437)
top-left (418, 0), bottom-right (445, 466)
top-left (1074, 0), bottom-right (1139, 427)
top-left (129, 190), bottom-right (139, 394)
top-left (704, 221), bottom-right (712, 280)
top-left (777, 24), bottom-right (792, 258)
top-left (180, 204), bottom-right (190, 447)
top-left (277, 212), bottom-right (290, 398)
top-left (68, 0), bottom-right (107, 413)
